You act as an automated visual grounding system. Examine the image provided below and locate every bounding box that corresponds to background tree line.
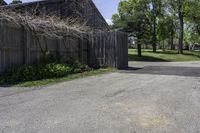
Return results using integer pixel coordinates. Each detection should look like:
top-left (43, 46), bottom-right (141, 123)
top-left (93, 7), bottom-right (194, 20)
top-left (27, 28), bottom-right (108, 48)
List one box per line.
top-left (112, 0), bottom-right (200, 56)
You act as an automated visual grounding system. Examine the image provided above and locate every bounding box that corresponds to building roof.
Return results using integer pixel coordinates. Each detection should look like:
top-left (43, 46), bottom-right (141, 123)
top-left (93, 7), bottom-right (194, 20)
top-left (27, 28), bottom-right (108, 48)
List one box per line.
top-left (0, 0), bottom-right (109, 30)
top-left (0, 0), bottom-right (7, 5)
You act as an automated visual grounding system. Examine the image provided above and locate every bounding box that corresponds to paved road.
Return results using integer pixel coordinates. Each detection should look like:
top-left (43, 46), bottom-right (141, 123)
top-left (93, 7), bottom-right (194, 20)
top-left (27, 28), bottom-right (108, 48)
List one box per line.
top-left (1, 61), bottom-right (200, 133)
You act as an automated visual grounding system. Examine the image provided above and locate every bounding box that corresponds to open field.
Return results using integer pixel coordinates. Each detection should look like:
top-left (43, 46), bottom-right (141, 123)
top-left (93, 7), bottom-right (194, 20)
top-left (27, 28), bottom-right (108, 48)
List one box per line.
top-left (129, 49), bottom-right (200, 62)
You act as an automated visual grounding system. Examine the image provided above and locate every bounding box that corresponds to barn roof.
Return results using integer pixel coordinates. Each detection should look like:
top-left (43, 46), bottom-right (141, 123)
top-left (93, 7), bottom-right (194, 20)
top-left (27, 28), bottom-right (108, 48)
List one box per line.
top-left (0, 0), bottom-right (109, 30)
top-left (0, 0), bottom-right (7, 5)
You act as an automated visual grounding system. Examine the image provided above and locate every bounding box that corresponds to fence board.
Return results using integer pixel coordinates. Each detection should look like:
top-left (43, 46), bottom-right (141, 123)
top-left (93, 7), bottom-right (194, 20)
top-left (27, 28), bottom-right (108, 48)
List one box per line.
top-left (88, 31), bottom-right (128, 69)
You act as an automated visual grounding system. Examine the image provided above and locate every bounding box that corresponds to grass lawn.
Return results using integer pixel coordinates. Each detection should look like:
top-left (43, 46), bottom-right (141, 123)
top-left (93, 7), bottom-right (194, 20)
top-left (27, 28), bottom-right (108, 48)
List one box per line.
top-left (129, 49), bottom-right (200, 62)
top-left (0, 68), bottom-right (116, 87)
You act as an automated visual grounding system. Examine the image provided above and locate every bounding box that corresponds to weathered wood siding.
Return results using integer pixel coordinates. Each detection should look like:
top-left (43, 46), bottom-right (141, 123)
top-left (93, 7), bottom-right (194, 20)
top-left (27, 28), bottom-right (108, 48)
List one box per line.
top-left (83, 0), bottom-right (109, 30)
top-left (116, 31), bottom-right (128, 69)
top-left (0, 21), bottom-right (89, 72)
top-left (0, 22), bottom-right (128, 72)
top-left (89, 31), bottom-right (128, 69)
top-left (0, 22), bottom-right (24, 72)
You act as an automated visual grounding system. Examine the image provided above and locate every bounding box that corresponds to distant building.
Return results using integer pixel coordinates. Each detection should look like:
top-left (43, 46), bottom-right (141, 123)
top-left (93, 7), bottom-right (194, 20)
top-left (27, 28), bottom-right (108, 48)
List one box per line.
top-left (0, 0), bottom-right (109, 30)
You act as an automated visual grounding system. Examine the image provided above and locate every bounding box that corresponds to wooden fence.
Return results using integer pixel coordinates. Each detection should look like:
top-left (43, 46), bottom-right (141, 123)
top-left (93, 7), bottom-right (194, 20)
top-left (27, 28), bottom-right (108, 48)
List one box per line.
top-left (89, 31), bottom-right (128, 68)
top-left (0, 22), bottom-right (128, 73)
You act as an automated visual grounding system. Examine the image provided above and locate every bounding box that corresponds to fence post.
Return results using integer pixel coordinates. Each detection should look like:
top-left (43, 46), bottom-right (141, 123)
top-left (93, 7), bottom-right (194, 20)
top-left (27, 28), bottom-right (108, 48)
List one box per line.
top-left (57, 39), bottom-right (62, 62)
top-left (87, 34), bottom-right (90, 66)
top-left (0, 21), bottom-right (3, 72)
top-left (115, 31), bottom-right (128, 69)
top-left (78, 35), bottom-right (83, 63)
top-left (24, 29), bottom-right (31, 65)
top-left (88, 31), bottom-right (94, 67)
top-left (113, 31), bottom-right (118, 67)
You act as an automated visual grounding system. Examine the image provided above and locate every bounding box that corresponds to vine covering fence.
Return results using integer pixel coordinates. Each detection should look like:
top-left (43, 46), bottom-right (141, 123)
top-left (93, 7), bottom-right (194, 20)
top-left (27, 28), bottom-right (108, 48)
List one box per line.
top-left (0, 21), bottom-right (128, 72)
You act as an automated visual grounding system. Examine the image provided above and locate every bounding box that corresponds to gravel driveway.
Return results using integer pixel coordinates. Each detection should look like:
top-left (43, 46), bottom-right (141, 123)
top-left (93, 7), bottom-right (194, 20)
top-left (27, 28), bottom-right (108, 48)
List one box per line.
top-left (0, 61), bottom-right (200, 133)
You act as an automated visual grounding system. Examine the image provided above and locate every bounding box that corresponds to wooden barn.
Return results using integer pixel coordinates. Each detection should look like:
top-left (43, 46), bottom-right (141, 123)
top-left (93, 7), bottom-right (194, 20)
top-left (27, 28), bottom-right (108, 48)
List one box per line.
top-left (0, 0), bottom-right (128, 72)
top-left (0, 0), bottom-right (109, 30)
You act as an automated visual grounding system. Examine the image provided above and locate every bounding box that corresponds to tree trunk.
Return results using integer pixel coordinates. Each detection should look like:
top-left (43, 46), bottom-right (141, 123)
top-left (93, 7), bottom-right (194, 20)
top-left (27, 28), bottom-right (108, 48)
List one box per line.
top-left (137, 42), bottom-right (142, 57)
top-left (178, 11), bottom-right (184, 54)
top-left (196, 25), bottom-right (200, 35)
top-left (162, 40), bottom-right (165, 51)
top-left (152, 16), bottom-right (157, 53)
top-left (170, 34), bottom-right (174, 50)
top-left (152, 0), bottom-right (157, 53)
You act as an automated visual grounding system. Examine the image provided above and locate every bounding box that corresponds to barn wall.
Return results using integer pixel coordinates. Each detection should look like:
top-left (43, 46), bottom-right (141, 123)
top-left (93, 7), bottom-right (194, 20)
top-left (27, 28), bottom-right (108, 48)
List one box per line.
top-left (83, 0), bottom-right (109, 30)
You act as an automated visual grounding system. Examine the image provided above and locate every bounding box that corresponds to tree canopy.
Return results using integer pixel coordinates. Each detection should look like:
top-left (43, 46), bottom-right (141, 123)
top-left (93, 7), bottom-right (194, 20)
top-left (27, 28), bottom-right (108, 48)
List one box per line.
top-left (11, 0), bottom-right (22, 4)
top-left (112, 0), bottom-right (200, 56)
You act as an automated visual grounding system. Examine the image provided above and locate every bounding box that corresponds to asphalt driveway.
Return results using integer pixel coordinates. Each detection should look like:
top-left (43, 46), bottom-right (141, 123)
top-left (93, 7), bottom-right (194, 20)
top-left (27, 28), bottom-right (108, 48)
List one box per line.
top-left (1, 61), bottom-right (200, 133)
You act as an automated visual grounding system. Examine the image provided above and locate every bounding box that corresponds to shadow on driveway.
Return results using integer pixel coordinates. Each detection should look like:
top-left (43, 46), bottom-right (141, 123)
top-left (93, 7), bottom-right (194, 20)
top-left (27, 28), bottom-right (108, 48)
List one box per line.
top-left (120, 66), bottom-right (200, 77)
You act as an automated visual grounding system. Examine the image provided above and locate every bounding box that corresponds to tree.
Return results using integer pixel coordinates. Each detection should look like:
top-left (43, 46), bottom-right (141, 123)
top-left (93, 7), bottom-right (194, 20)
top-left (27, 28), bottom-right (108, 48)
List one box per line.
top-left (112, 0), bottom-right (151, 57)
top-left (166, 0), bottom-right (190, 54)
top-left (157, 14), bottom-right (177, 50)
top-left (11, 0), bottom-right (22, 4)
top-left (149, 0), bottom-right (163, 52)
top-left (183, 0), bottom-right (200, 47)
top-left (113, 0), bottom-right (200, 54)
top-left (185, 0), bottom-right (200, 35)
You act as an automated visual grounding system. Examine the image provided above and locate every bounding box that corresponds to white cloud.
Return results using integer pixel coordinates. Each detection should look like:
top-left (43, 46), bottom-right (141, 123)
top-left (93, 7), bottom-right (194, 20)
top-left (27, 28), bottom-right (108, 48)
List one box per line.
top-left (106, 19), bottom-right (113, 25)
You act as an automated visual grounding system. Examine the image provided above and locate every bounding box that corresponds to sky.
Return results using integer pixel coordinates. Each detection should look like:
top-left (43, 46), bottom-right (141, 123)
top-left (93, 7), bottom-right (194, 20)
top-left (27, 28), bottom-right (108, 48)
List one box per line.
top-left (4, 0), bottom-right (120, 25)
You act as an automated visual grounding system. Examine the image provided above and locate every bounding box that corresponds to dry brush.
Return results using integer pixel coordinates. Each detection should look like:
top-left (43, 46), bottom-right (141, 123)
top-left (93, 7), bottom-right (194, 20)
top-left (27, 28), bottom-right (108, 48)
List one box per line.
top-left (0, 8), bottom-right (90, 57)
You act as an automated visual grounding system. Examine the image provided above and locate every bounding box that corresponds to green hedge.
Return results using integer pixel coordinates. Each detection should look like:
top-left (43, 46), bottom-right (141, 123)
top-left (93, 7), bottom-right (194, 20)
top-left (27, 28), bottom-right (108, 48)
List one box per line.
top-left (0, 62), bottom-right (91, 84)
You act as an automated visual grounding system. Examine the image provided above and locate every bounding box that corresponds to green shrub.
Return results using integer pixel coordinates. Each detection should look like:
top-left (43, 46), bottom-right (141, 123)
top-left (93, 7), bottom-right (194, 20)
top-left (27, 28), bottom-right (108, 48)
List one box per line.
top-left (71, 61), bottom-right (91, 73)
top-left (1, 62), bottom-right (91, 84)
